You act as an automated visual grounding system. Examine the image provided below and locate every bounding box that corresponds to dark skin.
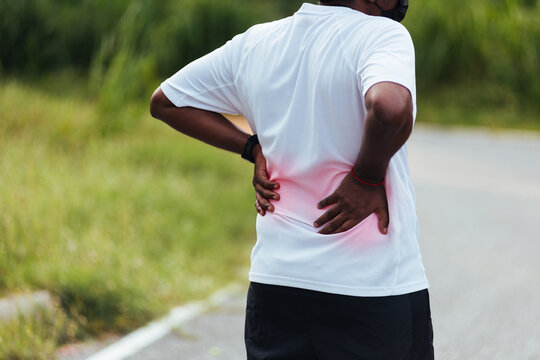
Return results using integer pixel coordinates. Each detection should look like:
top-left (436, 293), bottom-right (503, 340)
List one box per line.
top-left (150, 0), bottom-right (412, 235)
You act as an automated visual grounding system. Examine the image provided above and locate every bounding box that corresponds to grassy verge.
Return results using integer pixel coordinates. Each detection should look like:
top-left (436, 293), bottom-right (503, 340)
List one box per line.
top-left (0, 301), bottom-right (77, 359)
top-left (0, 79), bottom-right (255, 356)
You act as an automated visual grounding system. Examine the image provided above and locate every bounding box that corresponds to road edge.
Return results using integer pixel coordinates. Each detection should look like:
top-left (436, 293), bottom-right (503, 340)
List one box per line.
top-left (84, 283), bottom-right (245, 360)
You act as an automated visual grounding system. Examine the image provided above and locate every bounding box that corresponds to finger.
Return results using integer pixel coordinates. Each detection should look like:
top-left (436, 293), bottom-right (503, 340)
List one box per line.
top-left (254, 171), bottom-right (280, 190)
top-left (256, 192), bottom-right (274, 212)
top-left (376, 206), bottom-right (389, 234)
top-left (331, 220), bottom-right (357, 234)
top-left (255, 200), bottom-right (266, 216)
top-left (255, 201), bottom-right (265, 216)
top-left (317, 193), bottom-right (338, 210)
top-left (314, 205), bottom-right (341, 228)
top-left (254, 183), bottom-right (280, 201)
top-left (318, 215), bottom-right (348, 235)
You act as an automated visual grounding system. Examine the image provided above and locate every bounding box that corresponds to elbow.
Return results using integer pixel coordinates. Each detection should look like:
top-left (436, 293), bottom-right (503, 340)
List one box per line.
top-left (149, 88), bottom-right (173, 120)
top-left (373, 98), bottom-right (412, 131)
top-left (149, 90), bottom-right (162, 119)
top-left (366, 86), bottom-right (413, 132)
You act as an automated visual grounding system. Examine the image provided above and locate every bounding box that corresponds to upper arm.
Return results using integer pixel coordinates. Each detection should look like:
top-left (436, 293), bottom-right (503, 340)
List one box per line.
top-left (357, 23), bottom-right (416, 121)
top-left (158, 34), bottom-right (245, 115)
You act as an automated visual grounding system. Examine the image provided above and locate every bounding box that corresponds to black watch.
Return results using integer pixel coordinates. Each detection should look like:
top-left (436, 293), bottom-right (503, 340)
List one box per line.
top-left (241, 134), bottom-right (259, 164)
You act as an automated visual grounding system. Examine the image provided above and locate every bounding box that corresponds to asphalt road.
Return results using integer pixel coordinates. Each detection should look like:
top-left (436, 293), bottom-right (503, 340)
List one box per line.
top-left (78, 126), bottom-right (540, 360)
top-left (410, 127), bottom-right (540, 359)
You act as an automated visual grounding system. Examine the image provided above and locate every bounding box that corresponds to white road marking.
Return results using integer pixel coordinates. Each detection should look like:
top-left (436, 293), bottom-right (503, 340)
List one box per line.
top-left (85, 284), bottom-right (243, 360)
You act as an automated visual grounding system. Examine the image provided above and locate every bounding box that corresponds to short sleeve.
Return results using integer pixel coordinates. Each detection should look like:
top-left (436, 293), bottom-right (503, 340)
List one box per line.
top-left (357, 24), bottom-right (416, 116)
top-left (160, 35), bottom-right (244, 115)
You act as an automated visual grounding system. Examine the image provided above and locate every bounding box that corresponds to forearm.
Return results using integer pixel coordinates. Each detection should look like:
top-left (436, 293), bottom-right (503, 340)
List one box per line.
top-left (150, 88), bottom-right (250, 154)
top-left (353, 111), bottom-right (412, 182)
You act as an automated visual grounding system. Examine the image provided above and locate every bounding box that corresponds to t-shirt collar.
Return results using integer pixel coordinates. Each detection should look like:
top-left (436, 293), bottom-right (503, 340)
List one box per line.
top-left (296, 2), bottom-right (357, 15)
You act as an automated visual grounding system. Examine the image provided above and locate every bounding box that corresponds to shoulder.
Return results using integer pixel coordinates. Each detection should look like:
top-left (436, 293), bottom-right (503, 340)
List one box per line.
top-left (365, 17), bottom-right (413, 48)
top-left (330, 14), bottom-right (413, 68)
top-left (246, 18), bottom-right (289, 37)
top-left (357, 19), bottom-right (414, 61)
top-left (374, 19), bottom-right (412, 44)
top-left (230, 17), bottom-right (291, 50)
top-left (336, 12), bottom-right (412, 44)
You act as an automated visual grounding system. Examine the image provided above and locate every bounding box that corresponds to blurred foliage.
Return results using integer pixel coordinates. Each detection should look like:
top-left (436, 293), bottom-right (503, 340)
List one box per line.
top-left (1, 0), bottom-right (539, 121)
top-left (89, 0), bottom-right (280, 134)
top-left (406, 0), bottom-right (540, 108)
top-left (0, 0), bottom-right (130, 73)
top-left (0, 80), bottom-right (255, 342)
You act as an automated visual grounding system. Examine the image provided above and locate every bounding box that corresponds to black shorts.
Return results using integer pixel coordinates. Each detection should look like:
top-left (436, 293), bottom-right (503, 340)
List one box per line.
top-left (245, 282), bottom-right (434, 360)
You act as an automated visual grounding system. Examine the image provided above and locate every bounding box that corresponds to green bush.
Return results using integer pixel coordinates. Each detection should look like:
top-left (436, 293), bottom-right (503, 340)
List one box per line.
top-left (2, 0), bottom-right (538, 108)
top-left (0, 0), bottom-right (131, 74)
top-left (406, 0), bottom-right (540, 106)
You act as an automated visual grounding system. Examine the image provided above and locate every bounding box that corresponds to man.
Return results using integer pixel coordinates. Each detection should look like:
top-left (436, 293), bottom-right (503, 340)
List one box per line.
top-left (150, 0), bottom-right (434, 358)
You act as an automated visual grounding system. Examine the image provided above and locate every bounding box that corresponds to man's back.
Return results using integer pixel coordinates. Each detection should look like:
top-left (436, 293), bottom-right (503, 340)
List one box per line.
top-left (203, 3), bottom-right (426, 296)
top-left (161, 3), bottom-right (426, 297)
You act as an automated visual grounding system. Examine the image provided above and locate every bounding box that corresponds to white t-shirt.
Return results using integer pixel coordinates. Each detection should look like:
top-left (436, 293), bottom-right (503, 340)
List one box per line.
top-left (161, 3), bottom-right (429, 297)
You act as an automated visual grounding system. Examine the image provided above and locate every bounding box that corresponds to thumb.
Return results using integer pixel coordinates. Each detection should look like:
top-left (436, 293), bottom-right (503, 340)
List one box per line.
top-left (376, 207), bottom-right (389, 235)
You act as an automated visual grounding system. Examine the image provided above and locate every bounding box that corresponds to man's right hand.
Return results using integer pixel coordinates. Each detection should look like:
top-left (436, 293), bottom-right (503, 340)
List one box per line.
top-left (252, 144), bottom-right (280, 216)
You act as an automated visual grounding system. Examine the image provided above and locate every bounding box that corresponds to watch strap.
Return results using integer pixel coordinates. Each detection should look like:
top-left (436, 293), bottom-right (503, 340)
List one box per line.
top-left (241, 134), bottom-right (259, 163)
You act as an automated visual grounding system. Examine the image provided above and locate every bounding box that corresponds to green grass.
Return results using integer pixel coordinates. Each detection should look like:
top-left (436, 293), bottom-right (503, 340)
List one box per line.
top-left (0, 80), bottom-right (255, 356)
top-left (0, 301), bottom-right (76, 360)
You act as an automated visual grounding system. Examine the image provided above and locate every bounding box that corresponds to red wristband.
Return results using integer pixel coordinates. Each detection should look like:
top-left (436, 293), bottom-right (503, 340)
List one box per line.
top-left (350, 169), bottom-right (385, 186)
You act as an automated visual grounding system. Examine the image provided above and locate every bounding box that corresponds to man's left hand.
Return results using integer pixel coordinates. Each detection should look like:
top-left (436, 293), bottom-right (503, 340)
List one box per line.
top-left (252, 144), bottom-right (279, 216)
top-left (314, 174), bottom-right (389, 235)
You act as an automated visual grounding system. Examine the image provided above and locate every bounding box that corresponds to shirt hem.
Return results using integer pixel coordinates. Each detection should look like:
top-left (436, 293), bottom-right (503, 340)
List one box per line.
top-left (249, 272), bottom-right (429, 297)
